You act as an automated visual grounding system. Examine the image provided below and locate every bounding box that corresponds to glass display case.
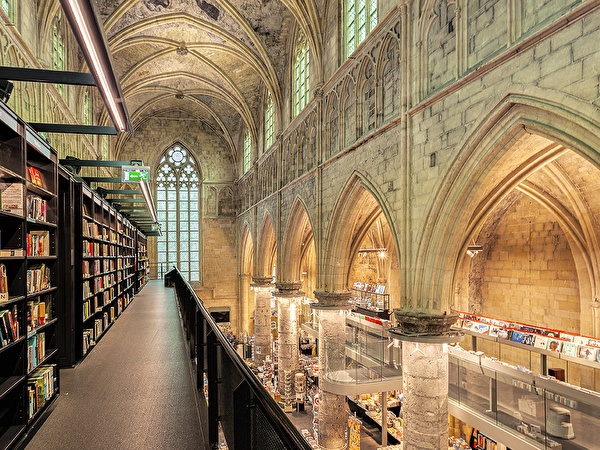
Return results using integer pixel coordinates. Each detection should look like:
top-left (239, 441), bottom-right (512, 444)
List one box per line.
top-left (448, 345), bottom-right (600, 450)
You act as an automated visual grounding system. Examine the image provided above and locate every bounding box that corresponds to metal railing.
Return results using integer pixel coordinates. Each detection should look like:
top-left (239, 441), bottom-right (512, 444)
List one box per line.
top-left (165, 267), bottom-right (312, 450)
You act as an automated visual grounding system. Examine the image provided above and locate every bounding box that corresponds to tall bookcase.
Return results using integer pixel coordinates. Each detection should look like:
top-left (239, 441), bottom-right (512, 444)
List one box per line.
top-left (74, 182), bottom-right (137, 359)
top-left (135, 230), bottom-right (149, 292)
top-left (0, 104), bottom-right (59, 449)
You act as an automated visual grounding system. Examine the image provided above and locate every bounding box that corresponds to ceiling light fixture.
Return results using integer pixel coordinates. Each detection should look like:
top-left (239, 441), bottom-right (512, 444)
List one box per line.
top-left (59, 0), bottom-right (130, 132)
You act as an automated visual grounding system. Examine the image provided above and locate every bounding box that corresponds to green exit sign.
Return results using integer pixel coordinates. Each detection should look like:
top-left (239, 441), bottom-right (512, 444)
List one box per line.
top-left (122, 165), bottom-right (150, 182)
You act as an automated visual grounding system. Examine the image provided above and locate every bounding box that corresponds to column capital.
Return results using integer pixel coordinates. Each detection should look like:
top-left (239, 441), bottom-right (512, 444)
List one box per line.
top-left (391, 309), bottom-right (460, 341)
top-left (312, 290), bottom-right (353, 309)
top-left (251, 276), bottom-right (273, 288)
top-left (274, 281), bottom-right (304, 297)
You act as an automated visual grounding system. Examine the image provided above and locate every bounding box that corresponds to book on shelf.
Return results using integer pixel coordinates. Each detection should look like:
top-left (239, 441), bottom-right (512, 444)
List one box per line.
top-left (1, 182), bottom-right (24, 215)
top-left (27, 195), bottom-right (47, 221)
top-left (27, 263), bottom-right (51, 293)
top-left (0, 263), bottom-right (7, 302)
top-left (0, 305), bottom-right (18, 347)
top-left (0, 248), bottom-right (25, 257)
top-left (27, 230), bottom-right (50, 257)
top-left (27, 166), bottom-right (44, 188)
top-left (27, 299), bottom-right (48, 332)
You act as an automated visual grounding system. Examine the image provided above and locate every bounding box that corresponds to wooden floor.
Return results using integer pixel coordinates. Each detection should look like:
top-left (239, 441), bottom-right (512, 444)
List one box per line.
top-left (23, 280), bottom-right (207, 450)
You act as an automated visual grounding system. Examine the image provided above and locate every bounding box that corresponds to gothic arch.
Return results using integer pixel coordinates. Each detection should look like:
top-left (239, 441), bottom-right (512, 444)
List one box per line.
top-left (256, 213), bottom-right (277, 279)
top-left (416, 95), bottom-right (600, 329)
top-left (279, 198), bottom-right (315, 283)
top-left (322, 172), bottom-right (401, 293)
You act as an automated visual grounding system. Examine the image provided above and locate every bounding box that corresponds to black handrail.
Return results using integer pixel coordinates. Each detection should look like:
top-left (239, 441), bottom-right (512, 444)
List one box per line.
top-left (166, 267), bottom-right (312, 450)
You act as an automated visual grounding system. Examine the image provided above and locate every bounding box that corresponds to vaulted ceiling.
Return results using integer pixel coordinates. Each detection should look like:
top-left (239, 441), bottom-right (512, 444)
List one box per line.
top-left (95, 0), bottom-right (306, 163)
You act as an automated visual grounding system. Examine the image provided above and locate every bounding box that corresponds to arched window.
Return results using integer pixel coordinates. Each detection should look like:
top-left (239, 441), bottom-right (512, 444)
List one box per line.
top-left (264, 93), bottom-right (274, 152)
top-left (243, 130), bottom-right (252, 172)
top-left (1, 0), bottom-right (14, 21)
top-left (52, 11), bottom-right (66, 97)
top-left (343, 0), bottom-right (378, 60)
top-left (156, 145), bottom-right (201, 282)
top-left (292, 31), bottom-right (310, 118)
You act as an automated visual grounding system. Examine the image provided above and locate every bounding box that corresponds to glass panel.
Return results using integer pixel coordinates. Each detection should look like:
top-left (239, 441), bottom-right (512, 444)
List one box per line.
top-left (189, 241), bottom-right (199, 252)
top-left (180, 221), bottom-right (188, 231)
top-left (180, 232), bottom-right (189, 242)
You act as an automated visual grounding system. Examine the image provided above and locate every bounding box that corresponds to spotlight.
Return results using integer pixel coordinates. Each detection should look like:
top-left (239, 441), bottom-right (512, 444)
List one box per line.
top-left (466, 245), bottom-right (483, 257)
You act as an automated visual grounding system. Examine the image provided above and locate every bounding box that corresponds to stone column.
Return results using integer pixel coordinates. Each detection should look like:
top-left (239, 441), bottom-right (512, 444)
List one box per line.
top-left (251, 276), bottom-right (273, 367)
top-left (313, 290), bottom-right (353, 450)
top-left (390, 311), bottom-right (462, 450)
top-left (274, 282), bottom-right (303, 405)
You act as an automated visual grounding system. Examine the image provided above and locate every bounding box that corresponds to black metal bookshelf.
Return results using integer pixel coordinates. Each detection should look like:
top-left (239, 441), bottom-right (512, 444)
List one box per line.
top-left (0, 102), bottom-right (59, 450)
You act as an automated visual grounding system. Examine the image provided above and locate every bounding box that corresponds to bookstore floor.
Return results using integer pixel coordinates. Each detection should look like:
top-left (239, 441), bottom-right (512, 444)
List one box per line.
top-left (23, 280), bottom-right (205, 450)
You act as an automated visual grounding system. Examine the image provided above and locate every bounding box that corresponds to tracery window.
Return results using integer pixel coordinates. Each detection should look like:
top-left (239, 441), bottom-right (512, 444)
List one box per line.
top-left (292, 31), bottom-right (310, 118)
top-left (243, 130), bottom-right (252, 172)
top-left (343, 0), bottom-right (378, 60)
top-left (156, 145), bottom-right (201, 282)
top-left (1, 0), bottom-right (13, 21)
top-left (52, 11), bottom-right (66, 97)
top-left (264, 93), bottom-right (274, 151)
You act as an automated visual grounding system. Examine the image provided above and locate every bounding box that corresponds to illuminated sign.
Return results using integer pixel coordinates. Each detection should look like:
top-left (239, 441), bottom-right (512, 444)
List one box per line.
top-left (121, 165), bottom-right (150, 182)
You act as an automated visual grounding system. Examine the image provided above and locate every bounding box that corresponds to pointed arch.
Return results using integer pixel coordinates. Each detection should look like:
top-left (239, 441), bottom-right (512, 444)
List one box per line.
top-left (415, 95), bottom-right (600, 331)
top-left (279, 198), bottom-right (315, 283)
top-left (322, 172), bottom-right (401, 294)
top-left (256, 213), bottom-right (277, 279)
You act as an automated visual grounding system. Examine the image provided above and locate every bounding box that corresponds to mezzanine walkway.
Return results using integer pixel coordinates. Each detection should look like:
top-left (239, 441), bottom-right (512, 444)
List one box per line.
top-left (24, 280), bottom-right (207, 450)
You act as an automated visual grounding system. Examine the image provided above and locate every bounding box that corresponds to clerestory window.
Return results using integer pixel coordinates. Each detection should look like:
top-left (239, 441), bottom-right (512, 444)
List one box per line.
top-left (343, 0), bottom-right (378, 60)
top-left (292, 31), bottom-right (310, 118)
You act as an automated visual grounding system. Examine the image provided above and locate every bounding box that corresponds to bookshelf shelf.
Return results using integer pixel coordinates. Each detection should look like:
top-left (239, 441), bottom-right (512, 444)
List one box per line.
top-left (0, 101), bottom-right (59, 450)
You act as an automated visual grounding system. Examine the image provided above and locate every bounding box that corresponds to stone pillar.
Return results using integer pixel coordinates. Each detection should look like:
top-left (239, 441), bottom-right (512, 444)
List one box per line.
top-left (251, 277), bottom-right (273, 367)
top-left (274, 282), bottom-right (303, 401)
top-left (313, 290), bottom-right (353, 450)
top-left (390, 311), bottom-right (462, 450)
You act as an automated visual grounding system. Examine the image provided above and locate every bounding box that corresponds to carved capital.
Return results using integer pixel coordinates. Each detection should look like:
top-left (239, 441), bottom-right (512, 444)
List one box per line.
top-left (313, 290), bottom-right (353, 309)
top-left (251, 276), bottom-right (273, 288)
top-left (274, 281), bottom-right (304, 297)
top-left (393, 309), bottom-right (458, 335)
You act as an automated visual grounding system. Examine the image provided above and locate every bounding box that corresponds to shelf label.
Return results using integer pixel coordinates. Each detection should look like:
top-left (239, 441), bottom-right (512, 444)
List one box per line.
top-left (121, 165), bottom-right (150, 182)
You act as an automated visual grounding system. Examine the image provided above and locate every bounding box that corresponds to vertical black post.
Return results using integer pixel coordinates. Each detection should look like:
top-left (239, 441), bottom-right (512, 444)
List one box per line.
top-left (233, 382), bottom-right (253, 450)
top-left (207, 329), bottom-right (220, 448)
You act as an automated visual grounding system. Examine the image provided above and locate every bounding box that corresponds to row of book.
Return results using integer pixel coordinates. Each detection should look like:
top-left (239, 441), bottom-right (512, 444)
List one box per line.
top-left (82, 259), bottom-right (117, 277)
top-left (27, 364), bottom-right (57, 420)
top-left (27, 194), bottom-right (47, 222)
top-left (27, 299), bottom-right (49, 332)
top-left (26, 230), bottom-right (50, 257)
top-left (27, 264), bottom-right (51, 293)
top-left (456, 312), bottom-right (600, 364)
top-left (83, 241), bottom-right (116, 257)
top-left (27, 332), bottom-right (46, 371)
top-left (0, 305), bottom-right (19, 347)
